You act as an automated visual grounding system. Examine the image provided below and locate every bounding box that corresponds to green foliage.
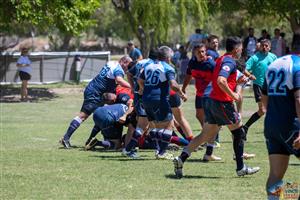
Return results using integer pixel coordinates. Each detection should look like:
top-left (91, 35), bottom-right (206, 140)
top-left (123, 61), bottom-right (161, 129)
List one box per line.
top-left (0, 0), bottom-right (100, 36)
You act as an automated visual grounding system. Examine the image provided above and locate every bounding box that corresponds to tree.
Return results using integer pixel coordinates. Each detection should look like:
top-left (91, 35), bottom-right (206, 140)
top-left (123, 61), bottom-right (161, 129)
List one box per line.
top-left (112, 0), bottom-right (208, 56)
top-left (0, 0), bottom-right (100, 51)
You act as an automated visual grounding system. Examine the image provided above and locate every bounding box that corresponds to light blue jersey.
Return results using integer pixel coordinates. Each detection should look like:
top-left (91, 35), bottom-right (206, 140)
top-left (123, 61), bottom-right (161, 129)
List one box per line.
top-left (141, 61), bottom-right (175, 101)
top-left (264, 55), bottom-right (300, 133)
top-left (86, 61), bottom-right (125, 94)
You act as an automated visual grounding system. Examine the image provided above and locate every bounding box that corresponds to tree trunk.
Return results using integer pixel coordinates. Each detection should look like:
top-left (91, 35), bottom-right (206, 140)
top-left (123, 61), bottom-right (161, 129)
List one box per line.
top-left (290, 16), bottom-right (300, 35)
top-left (61, 34), bottom-right (72, 51)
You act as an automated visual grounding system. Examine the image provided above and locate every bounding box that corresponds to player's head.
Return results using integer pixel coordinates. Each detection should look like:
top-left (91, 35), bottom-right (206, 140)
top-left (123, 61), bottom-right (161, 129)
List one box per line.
top-left (193, 43), bottom-right (206, 61)
top-left (226, 36), bottom-right (242, 59)
top-left (292, 34), bottom-right (300, 54)
top-left (195, 28), bottom-right (202, 34)
top-left (260, 39), bottom-right (271, 54)
top-left (207, 35), bottom-right (219, 50)
top-left (20, 47), bottom-right (29, 55)
top-left (102, 93), bottom-right (117, 104)
top-left (248, 27), bottom-right (254, 36)
top-left (158, 46), bottom-right (174, 63)
top-left (119, 55), bottom-right (133, 71)
top-left (127, 40), bottom-right (134, 50)
top-left (148, 49), bottom-right (158, 60)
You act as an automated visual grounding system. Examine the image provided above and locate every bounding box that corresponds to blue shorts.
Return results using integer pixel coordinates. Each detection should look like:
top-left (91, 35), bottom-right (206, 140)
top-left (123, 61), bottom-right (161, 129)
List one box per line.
top-left (143, 99), bottom-right (173, 122)
top-left (80, 89), bottom-right (104, 115)
top-left (93, 108), bottom-right (115, 130)
top-left (169, 94), bottom-right (181, 108)
top-left (134, 93), bottom-right (147, 117)
top-left (265, 119), bottom-right (300, 157)
top-left (102, 124), bottom-right (123, 140)
top-left (204, 98), bottom-right (240, 126)
top-left (195, 95), bottom-right (204, 109)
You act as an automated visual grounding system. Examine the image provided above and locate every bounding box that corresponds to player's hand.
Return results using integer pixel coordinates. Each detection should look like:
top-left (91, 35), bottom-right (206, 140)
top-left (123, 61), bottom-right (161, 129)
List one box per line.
top-left (182, 87), bottom-right (186, 94)
top-left (232, 92), bottom-right (241, 102)
top-left (180, 93), bottom-right (187, 102)
top-left (237, 75), bottom-right (248, 84)
top-left (248, 74), bottom-right (256, 81)
top-left (292, 132), bottom-right (300, 150)
top-left (118, 116), bottom-right (126, 124)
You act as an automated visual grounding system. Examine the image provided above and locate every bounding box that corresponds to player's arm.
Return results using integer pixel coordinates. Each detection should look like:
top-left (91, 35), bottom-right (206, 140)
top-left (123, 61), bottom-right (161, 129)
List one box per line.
top-left (167, 70), bottom-right (187, 101)
top-left (217, 76), bottom-right (240, 101)
top-left (181, 64), bottom-right (193, 94)
top-left (115, 76), bottom-right (131, 89)
top-left (243, 58), bottom-right (256, 80)
top-left (118, 99), bottom-right (134, 124)
top-left (137, 68), bottom-right (145, 95)
top-left (127, 72), bottom-right (135, 89)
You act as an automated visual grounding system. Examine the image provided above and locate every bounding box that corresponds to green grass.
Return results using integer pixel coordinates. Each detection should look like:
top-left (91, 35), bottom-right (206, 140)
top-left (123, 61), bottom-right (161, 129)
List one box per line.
top-left (1, 84), bottom-right (299, 199)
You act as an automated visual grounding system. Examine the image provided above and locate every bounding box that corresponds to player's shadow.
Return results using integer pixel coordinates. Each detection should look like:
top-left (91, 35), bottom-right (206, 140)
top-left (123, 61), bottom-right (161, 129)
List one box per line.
top-left (187, 158), bottom-right (225, 164)
top-left (91, 154), bottom-right (151, 161)
top-left (289, 163), bottom-right (300, 166)
top-left (0, 85), bottom-right (59, 103)
top-left (165, 174), bottom-right (221, 179)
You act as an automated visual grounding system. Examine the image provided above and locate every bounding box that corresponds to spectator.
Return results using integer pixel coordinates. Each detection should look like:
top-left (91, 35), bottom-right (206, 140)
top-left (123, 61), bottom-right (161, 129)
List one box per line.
top-left (271, 28), bottom-right (286, 57)
top-left (16, 47), bottom-right (32, 102)
top-left (186, 28), bottom-right (208, 53)
top-left (258, 29), bottom-right (271, 42)
top-left (127, 40), bottom-right (143, 61)
top-left (242, 27), bottom-right (257, 60)
top-left (177, 51), bottom-right (189, 84)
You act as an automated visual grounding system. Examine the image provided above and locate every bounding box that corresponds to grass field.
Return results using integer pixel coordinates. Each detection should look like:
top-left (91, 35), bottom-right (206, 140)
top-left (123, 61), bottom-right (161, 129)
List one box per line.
top-left (1, 84), bottom-right (299, 199)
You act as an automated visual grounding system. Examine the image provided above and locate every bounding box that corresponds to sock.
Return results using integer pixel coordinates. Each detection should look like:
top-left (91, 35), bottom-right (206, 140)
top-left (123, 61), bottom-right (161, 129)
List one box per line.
top-left (231, 127), bottom-right (245, 171)
top-left (170, 136), bottom-right (189, 146)
top-left (157, 129), bottom-right (172, 155)
top-left (175, 126), bottom-right (186, 138)
top-left (179, 147), bottom-right (191, 163)
top-left (149, 128), bottom-right (159, 152)
top-left (85, 125), bottom-right (101, 145)
top-left (125, 127), bottom-right (143, 151)
top-left (245, 112), bottom-right (261, 129)
top-left (63, 116), bottom-right (83, 140)
top-left (172, 131), bottom-right (178, 136)
top-left (98, 140), bottom-right (115, 149)
top-left (205, 143), bottom-right (214, 156)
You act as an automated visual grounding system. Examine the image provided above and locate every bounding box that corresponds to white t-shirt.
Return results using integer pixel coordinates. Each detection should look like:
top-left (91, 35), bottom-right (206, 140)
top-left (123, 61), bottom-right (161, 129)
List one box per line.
top-left (246, 37), bottom-right (256, 57)
top-left (17, 56), bottom-right (32, 74)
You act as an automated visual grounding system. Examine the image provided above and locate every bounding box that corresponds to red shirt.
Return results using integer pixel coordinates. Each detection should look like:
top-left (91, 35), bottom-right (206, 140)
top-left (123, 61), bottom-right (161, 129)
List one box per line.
top-left (116, 86), bottom-right (134, 99)
top-left (210, 54), bottom-right (237, 102)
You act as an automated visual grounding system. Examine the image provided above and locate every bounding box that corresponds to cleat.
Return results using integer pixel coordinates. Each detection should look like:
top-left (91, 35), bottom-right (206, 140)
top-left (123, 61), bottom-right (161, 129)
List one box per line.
top-left (233, 152), bottom-right (256, 160)
top-left (203, 154), bottom-right (222, 162)
top-left (167, 143), bottom-right (180, 151)
top-left (214, 141), bottom-right (221, 148)
top-left (122, 148), bottom-right (138, 159)
top-left (85, 137), bottom-right (98, 150)
top-left (155, 152), bottom-right (174, 160)
top-left (173, 157), bottom-right (183, 178)
top-left (236, 164), bottom-right (260, 176)
top-left (59, 138), bottom-right (71, 148)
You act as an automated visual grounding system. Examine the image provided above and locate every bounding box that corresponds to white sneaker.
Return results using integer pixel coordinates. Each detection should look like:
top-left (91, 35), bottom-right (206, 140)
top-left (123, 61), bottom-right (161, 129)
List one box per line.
top-left (203, 154), bottom-right (222, 162)
top-left (155, 152), bottom-right (174, 160)
top-left (173, 157), bottom-right (183, 178)
top-left (236, 164), bottom-right (260, 176)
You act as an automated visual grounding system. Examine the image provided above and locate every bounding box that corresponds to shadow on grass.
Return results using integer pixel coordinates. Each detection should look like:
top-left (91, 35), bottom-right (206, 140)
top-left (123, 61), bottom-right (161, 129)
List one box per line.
top-left (165, 174), bottom-right (221, 179)
top-left (0, 85), bottom-right (59, 103)
top-left (187, 158), bottom-right (225, 164)
top-left (289, 163), bottom-right (300, 166)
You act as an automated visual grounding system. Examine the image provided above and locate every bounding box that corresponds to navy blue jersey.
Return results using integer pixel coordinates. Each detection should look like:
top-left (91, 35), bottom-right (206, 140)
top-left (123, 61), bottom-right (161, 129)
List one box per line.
top-left (141, 61), bottom-right (175, 101)
top-left (263, 55), bottom-right (300, 133)
top-left (94, 104), bottom-right (128, 123)
top-left (128, 58), bottom-right (153, 93)
top-left (207, 49), bottom-right (220, 60)
top-left (85, 61), bottom-right (125, 94)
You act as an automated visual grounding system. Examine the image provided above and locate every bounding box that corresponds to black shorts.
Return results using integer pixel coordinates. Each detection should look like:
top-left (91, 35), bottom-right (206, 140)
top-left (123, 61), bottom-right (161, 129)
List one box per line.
top-left (253, 84), bottom-right (262, 103)
top-left (169, 94), bottom-right (181, 108)
top-left (143, 99), bottom-right (173, 122)
top-left (195, 95), bottom-right (204, 109)
top-left (265, 119), bottom-right (300, 157)
top-left (19, 71), bottom-right (31, 81)
top-left (204, 98), bottom-right (240, 126)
